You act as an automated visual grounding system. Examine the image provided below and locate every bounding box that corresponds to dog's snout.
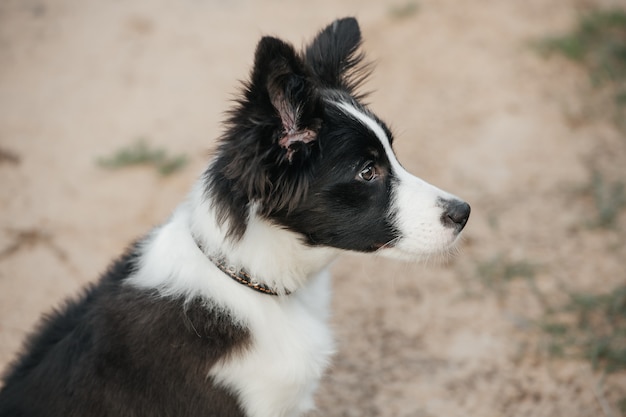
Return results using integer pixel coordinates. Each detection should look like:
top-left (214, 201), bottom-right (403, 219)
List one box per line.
top-left (441, 199), bottom-right (471, 232)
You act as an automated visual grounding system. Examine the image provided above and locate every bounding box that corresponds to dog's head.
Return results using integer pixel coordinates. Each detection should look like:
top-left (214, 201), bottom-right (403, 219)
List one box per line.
top-left (207, 17), bottom-right (469, 260)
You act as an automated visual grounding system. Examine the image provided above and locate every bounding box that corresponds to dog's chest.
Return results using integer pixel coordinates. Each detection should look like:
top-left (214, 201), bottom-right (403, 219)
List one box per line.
top-left (210, 273), bottom-right (334, 417)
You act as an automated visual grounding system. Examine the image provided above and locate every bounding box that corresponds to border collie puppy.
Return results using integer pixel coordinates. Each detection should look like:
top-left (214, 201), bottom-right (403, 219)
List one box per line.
top-left (0, 17), bottom-right (469, 417)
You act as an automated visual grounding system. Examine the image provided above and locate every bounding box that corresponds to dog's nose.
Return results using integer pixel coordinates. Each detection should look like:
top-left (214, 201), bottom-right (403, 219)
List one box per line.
top-left (441, 199), bottom-right (471, 232)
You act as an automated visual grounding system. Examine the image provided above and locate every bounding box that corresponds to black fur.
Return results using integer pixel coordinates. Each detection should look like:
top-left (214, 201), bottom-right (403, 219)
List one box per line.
top-left (305, 17), bottom-right (372, 98)
top-left (272, 100), bottom-right (399, 251)
top-left (0, 243), bottom-right (250, 417)
top-left (207, 17), bottom-right (400, 250)
top-left (206, 35), bottom-right (325, 239)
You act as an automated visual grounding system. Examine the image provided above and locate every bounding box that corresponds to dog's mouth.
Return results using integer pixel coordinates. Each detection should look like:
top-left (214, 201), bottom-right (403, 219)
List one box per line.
top-left (371, 239), bottom-right (397, 251)
top-left (372, 226), bottom-right (467, 261)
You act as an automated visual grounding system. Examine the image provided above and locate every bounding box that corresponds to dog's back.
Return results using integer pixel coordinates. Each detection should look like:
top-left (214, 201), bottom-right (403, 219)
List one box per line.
top-left (0, 245), bottom-right (249, 417)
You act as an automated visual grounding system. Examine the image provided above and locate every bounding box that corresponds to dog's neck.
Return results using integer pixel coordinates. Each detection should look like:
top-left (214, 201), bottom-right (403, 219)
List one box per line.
top-left (188, 181), bottom-right (337, 295)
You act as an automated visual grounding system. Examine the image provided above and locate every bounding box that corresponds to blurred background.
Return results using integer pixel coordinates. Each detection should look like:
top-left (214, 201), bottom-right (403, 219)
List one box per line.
top-left (1, 0), bottom-right (625, 416)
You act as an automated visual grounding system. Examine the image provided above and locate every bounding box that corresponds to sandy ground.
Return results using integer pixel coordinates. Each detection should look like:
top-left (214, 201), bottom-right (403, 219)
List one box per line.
top-left (1, 0), bottom-right (626, 416)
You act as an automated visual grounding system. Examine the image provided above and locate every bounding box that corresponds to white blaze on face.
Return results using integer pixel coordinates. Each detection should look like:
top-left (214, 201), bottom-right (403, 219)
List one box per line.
top-left (335, 101), bottom-right (462, 259)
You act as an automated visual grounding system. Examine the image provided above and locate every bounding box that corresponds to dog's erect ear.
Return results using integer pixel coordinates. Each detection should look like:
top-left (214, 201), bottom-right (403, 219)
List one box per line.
top-left (208, 36), bottom-right (323, 237)
top-left (304, 17), bottom-right (370, 96)
top-left (249, 36), bottom-right (322, 162)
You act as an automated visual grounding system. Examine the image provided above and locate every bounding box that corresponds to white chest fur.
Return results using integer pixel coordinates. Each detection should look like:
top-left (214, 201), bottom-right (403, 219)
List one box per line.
top-left (210, 269), bottom-right (335, 417)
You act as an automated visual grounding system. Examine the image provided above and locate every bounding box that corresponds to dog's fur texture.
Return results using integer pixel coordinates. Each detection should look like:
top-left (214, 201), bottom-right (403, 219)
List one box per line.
top-left (0, 18), bottom-right (470, 417)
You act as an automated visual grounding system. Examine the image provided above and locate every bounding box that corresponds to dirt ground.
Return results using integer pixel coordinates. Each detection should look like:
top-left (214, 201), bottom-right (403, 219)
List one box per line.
top-left (1, 0), bottom-right (625, 416)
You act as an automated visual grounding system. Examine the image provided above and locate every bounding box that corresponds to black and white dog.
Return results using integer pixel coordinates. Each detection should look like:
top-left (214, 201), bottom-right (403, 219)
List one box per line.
top-left (0, 17), bottom-right (469, 417)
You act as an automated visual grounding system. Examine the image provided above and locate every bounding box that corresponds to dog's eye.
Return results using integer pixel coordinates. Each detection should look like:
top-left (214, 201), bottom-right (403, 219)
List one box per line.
top-left (358, 163), bottom-right (377, 182)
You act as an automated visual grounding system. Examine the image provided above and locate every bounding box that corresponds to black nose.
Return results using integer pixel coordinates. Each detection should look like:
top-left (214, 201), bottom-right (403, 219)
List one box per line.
top-left (441, 199), bottom-right (471, 232)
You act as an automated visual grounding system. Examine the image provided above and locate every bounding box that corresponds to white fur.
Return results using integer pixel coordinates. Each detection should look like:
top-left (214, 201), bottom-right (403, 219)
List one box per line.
top-left (335, 101), bottom-right (462, 260)
top-left (209, 271), bottom-right (334, 417)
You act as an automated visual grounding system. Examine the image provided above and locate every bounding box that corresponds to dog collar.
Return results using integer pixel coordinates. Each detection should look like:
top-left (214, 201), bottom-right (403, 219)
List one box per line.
top-left (194, 237), bottom-right (290, 296)
top-left (208, 255), bottom-right (290, 296)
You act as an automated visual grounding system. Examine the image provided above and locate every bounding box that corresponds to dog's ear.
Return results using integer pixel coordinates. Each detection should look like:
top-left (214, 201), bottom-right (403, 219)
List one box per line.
top-left (304, 17), bottom-right (370, 96)
top-left (249, 36), bottom-right (323, 162)
top-left (208, 37), bottom-right (323, 237)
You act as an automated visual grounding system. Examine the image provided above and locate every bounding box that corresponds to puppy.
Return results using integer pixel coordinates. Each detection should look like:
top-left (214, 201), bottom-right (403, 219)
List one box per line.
top-left (0, 17), bottom-right (469, 417)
